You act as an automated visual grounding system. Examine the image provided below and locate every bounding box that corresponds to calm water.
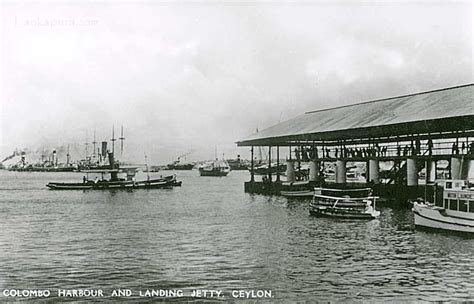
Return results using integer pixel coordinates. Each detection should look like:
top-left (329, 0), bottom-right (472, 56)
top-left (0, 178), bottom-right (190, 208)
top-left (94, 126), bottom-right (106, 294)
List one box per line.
top-left (0, 170), bottom-right (473, 302)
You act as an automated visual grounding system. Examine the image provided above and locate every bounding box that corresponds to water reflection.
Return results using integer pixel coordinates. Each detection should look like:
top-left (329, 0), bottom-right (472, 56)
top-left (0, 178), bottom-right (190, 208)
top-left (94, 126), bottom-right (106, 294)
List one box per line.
top-left (0, 170), bottom-right (473, 302)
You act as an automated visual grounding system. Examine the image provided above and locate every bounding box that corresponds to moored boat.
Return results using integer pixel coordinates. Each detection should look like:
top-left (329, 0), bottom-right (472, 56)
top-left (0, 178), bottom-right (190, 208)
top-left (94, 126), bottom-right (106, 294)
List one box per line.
top-left (412, 180), bottom-right (474, 233)
top-left (280, 181), bottom-right (315, 198)
top-left (46, 168), bottom-right (181, 190)
top-left (309, 188), bottom-right (380, 219)
top-left (198, 159), bottom-right (231, 177)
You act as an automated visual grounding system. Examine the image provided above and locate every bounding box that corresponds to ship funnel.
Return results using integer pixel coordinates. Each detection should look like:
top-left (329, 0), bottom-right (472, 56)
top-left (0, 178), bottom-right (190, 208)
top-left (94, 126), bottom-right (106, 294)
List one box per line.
top-left (108, 152), bottom-right (115, 168)
top-left (101, 141), bottom-right (108, 157)
top-left (52, 150), bottom-right (57, 166)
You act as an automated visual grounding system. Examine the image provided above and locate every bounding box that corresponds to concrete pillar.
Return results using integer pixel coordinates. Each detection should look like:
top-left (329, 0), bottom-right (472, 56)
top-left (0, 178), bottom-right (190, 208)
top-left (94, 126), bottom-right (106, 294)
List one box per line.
top-left (336, 160), bottom-right (346, 184)
top-left (286, 160), bottom-right (295, 182)
top-left (407, 158), bottom-right (418, 186)
top-left (427, 160), bottom-right (436, 183)
top-left (368, 159), bottom-right (379, 184)
top-left (467, 160), bottom-right (474, 180)
top-left (309, 160), bottom-right (320, 182)
top-left (451, 157), bottom-right (462, 179)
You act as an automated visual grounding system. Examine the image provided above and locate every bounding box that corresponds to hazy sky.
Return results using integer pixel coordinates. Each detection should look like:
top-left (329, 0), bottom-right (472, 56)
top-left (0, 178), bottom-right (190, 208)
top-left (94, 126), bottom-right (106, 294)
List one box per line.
top-left (1, 1), bottom-right (472, 164)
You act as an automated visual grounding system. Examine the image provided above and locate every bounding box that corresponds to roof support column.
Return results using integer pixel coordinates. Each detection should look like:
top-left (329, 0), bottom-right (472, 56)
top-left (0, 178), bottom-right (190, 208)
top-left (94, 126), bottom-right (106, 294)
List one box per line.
top-left (426, 160), bottom-right (436, 183)
top-left (286, 159), bottom-right (295, 182)
top-left (276, 146), bottom-right (280, 182)
top-left (250, 146), bottom-right (254, 182)
top-left (336, 159), bottom-right (346, 184)
top-left (451, 156), bottom-right (470, 180)
top-left (407, 157), bottom-right (418, 186)
top-left (368, 159), bottom-right (379, 184)
top-left (450, 156), bottom-right (462, 179)
top-left (268, 146), bottom-right (272, 182)
top-left (309, 160), bottom-right (320, 182)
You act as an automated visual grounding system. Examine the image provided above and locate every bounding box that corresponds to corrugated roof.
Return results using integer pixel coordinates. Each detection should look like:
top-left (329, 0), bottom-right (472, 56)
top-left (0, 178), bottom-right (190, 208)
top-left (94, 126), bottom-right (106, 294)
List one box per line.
top-left (237, 84), bottom-right (474, 146)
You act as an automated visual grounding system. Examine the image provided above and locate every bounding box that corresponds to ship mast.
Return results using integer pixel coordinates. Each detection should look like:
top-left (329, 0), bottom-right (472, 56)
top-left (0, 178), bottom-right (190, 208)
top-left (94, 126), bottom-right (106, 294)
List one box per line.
top-left (144, 153), bottom-right (150, 181)
top-left (85, 129), bottom-right (89, 158)
top-left (92, 128), bottom-right (97, 157)
top-left (66, 145), bottom-right (70, 165)
top-left (111, 125), bottom-right (116, 155)
top-left (119, 125), bottom-right (125, 158)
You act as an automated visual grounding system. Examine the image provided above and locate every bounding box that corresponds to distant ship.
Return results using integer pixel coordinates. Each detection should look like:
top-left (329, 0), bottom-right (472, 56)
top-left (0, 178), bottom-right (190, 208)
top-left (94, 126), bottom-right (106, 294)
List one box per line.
top-left (166, 160), bottom-right (194, 170)
top-left (166, 153), bottom-right (194, 170)
top-left (198, 159), bottom-right (231, 176)
top-left (7, 150), bottom-right (76, 172)
top-left (227, 155), bottom-right (249, 170)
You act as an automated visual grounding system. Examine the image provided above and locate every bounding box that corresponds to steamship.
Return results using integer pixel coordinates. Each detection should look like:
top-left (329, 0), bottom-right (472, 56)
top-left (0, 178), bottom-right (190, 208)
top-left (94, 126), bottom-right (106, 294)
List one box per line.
top-left (7, 150), bottom-right (76, 172)
top-left (47, 151), bottom-right (182, 190)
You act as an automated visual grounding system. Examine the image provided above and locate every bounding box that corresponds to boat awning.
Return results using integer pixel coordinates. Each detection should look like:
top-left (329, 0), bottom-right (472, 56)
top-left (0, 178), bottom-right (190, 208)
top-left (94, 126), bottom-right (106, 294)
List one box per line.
top-left (237, 84), bottom-right (474, 146)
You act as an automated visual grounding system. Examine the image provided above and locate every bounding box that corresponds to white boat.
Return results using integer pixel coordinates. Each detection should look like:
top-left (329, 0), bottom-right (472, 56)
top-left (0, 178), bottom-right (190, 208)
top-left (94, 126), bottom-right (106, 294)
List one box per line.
top-left (198, 159), bottom-right (231, 176)
top-left (309, 188), bottom-right (380, 219)
top-left (412, 180), bottom-right (474, 233)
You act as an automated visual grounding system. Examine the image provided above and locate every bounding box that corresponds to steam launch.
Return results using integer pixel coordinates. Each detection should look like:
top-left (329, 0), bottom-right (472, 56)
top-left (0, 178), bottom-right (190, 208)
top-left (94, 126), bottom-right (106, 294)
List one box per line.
top-left (46, 126), bottom-right (182, 190)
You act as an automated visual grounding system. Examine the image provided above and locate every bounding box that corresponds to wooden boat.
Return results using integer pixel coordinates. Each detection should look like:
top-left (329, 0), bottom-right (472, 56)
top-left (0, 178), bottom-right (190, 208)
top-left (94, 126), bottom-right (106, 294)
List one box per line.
top-left (309, 188), bottom-right (380, 219)
top-left (412, 180), bottom-right (474, 233)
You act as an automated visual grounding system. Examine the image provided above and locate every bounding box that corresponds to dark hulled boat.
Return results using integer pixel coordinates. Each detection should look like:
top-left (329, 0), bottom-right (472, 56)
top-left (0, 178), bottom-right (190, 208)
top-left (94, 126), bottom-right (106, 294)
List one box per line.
top-left (46, 170), bottom-right (181, 190)
top-left (46, 152), bottom-right (182, 190)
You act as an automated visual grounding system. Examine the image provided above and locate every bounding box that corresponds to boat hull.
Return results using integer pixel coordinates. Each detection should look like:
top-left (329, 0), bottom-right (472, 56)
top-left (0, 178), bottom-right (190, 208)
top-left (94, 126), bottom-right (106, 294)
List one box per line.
top-left (412, 202), bottom-right (474, 233)
top-left (47, 177), bottom-right (180, 190)
top-left (281, 190), bottom-right (314, 198)
top-left (309, 205), bottom-right (380, 219)
top-left (199, 169), bottom-right (229, 177)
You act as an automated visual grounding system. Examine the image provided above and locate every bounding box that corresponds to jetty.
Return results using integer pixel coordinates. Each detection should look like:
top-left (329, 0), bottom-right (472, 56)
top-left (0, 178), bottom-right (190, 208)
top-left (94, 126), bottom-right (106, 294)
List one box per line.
top-left (237, 84), bottom-right (474, 203)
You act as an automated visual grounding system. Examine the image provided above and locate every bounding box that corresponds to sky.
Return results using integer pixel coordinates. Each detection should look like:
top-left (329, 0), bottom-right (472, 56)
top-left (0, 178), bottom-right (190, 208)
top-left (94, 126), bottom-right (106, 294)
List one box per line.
top-left (0, 0), bottom-right (472, 164)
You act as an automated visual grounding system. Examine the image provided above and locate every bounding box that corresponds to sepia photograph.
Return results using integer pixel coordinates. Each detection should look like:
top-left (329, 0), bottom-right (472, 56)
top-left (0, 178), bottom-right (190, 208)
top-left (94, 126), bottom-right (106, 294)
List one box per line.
top-left (0, 0), bottom-right (473, 302)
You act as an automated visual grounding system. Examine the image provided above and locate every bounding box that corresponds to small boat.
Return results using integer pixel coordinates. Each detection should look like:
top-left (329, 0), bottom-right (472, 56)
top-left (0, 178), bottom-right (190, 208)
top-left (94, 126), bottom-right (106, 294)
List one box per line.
top-left (309, 188), bottom-right (380, 219)
top-left (198, 159), bottom-right (231, 177)
top-left (412, 180), bottom-right (474, 233)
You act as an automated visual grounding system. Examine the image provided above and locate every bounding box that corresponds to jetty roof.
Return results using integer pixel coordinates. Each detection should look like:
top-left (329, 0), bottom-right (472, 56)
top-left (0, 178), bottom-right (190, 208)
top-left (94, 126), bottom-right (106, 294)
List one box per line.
top-left (237, 84), bottom-right (474, 146)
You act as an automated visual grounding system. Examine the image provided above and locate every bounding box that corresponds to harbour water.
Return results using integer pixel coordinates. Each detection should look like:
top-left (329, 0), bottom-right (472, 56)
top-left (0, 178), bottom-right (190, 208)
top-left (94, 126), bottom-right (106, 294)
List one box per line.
top-left (0, 170), bottom-right (473, 302)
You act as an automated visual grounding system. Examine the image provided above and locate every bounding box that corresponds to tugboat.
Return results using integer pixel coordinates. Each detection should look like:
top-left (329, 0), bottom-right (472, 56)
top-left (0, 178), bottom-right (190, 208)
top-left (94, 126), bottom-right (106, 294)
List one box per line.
top-left (412, 180), bottom-right (474, 233)
top-left (46, 153), bottom-right (182, 190)
top-left (198, 159), bottom-right (231, 177)
top-left (309, 188), bottom-right (380, 219)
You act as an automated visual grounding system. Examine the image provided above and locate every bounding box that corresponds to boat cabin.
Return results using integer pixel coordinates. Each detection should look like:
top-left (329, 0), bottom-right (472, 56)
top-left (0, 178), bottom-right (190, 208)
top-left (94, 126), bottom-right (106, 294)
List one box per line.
top-left (83, 167), bottom-right (138, 182)
top-left (435, 179), bottom-right (474, 213)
